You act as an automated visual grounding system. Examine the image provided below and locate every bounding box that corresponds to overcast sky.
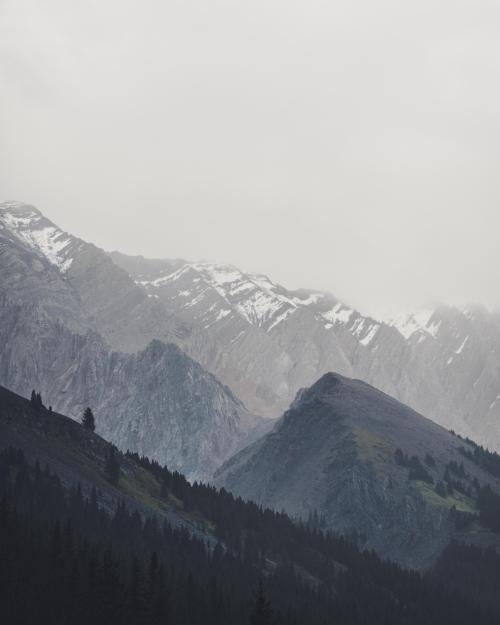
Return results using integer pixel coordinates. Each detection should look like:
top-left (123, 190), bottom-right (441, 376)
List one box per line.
top-left (1, 0), bottom-right (500, 316)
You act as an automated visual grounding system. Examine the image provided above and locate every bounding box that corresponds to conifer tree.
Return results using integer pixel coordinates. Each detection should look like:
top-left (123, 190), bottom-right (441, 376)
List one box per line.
top-left (30, 390), bottom-right (44, 410)
top-left (249, 580), bottom-right (275, 625)
top-left (82, 407), bottom-right (95, 432)
top-left (105, 447), bottom-right (120, 486)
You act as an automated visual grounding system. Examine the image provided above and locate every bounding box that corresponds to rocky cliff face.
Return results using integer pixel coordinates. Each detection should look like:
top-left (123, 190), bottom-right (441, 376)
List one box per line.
top-left (215, 373), bottom-right (500, 569)
top-left (0, 202), bottom-right (265, 481)
top-left (87, 339), bottom-right (266, 481)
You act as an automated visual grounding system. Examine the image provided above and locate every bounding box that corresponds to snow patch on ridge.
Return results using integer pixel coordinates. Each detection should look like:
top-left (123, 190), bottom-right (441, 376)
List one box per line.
top-left (196, 265), bottom-right (243, 286)
top-left (386, 309), bottom-right (440, 340)
top-left (291, 292), bottom-right (323, 306)
top-left (322, 302), bottom-right (353, 326)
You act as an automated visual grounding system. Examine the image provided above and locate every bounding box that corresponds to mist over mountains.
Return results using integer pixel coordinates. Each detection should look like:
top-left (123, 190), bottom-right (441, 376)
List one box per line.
top-left (2, 200), bottom-right (500, 465)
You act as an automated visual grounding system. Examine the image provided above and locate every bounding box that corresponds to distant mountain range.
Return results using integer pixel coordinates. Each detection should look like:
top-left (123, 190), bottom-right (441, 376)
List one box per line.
top-left (2, 199), bottom-right (500, 461)
top-left (110, 238), bottom-right (500, 451)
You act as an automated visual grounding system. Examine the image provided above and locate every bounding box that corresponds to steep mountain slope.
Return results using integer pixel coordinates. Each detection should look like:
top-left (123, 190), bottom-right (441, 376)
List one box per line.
top-left (0, 202), bottom-right (265, 480)
top-left (88, 339), bottom-right (266, 481)
top-left (215, 372), bottom-right (500, 569)
top-left (111, 252), bottom-right (500, 449)
top-left (0, 383), bottom-right (197, 529)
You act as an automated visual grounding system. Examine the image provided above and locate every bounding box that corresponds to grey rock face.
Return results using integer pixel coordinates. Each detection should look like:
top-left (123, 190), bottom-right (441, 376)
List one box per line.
top-left (0, 296), bottom-right (263, 481)
top-left (89, 339), bottom-right (266, 482)
top-left (0, 202), bottom-right (266, 481)
top-left (215, 373), bottom-right (500, 568)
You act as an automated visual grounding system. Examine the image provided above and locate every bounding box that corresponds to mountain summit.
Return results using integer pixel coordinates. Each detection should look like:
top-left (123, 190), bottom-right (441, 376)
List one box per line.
top-left (0, 201), bottom-right (80, 272)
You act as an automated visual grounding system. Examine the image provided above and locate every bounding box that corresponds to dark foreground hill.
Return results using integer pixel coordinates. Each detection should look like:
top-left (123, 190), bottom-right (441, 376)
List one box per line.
top-left (2, 383), bottom-right (500, 624)
top-left (216, 372), bottom-right (500, 569)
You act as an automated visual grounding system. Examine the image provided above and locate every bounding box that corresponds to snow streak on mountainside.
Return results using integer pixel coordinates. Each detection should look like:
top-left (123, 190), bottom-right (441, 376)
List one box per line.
top-left (118, 254), bottom-right (383, 351)
top-left (137, 261), bottom-right (326, 331)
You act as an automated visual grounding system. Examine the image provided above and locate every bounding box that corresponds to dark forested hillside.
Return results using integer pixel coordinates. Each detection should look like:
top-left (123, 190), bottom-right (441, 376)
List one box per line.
top-left (1, 384), bottom-right (500, 624)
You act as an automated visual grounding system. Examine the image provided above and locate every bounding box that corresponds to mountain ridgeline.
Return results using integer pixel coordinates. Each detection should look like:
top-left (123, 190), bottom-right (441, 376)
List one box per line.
top-left (2, 383), bottom-right (500, 624)
top-left (2, 201), bottom-right (500, 459)
top-left (109, 252), bottom-right (500, 451)
top-left (3, 200), bottom-right (500, 458)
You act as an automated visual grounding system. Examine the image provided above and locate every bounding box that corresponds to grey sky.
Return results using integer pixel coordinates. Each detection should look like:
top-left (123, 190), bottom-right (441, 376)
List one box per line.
top-left (1, 0), bottom-right (500, 316)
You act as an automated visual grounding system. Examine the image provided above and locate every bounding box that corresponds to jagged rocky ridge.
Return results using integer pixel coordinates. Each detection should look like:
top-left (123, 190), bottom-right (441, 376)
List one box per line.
top-left (0, 202), bottom-right (266, 480)
top-left (110, 252), bottom-right (500, 450)
top-left (215, 372), bottom-right (500, 569)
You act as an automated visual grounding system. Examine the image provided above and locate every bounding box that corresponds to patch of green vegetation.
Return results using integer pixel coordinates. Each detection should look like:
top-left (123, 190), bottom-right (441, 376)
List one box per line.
top-left (120, 467), bottom-right (215, 533)
top-left (415, 480), bottom-right (477, 514)
top-left (119, 471), bottom-right (166, 515)
top-left (182, 507), bottom-right (216, 532)
top-left (353, 428), bottom-right (394, 467)
top-left (45, 433), bottom-right (103, 476)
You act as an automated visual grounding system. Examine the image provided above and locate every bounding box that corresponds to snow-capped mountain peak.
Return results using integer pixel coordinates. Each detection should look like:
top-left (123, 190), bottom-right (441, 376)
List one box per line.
top-left (0, 201), bottom-right (76, 273)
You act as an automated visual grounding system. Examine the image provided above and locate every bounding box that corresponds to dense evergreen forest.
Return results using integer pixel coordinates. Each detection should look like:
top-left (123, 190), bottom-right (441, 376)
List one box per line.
top-left (1, 445), bottom-right (500, 625)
